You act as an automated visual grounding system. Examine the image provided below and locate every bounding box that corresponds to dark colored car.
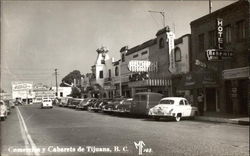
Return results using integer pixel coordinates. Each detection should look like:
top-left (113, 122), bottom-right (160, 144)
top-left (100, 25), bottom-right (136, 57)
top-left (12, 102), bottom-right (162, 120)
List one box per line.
top-left (4, 100), bottom-right (11, 115)
top-left (76, 98), bottom-right (97, 110)
top-left (69, 98), bottom-right (83, 109)
top-left (102, 98), bottom-right (124, 113)
top-left (115, 98), bottom-right (133, 113)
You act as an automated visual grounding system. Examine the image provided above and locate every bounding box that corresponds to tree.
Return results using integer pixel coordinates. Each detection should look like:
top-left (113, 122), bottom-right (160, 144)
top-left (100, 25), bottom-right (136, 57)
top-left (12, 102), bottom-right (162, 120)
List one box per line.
top-left (60, 70), bottom-right (83, 87)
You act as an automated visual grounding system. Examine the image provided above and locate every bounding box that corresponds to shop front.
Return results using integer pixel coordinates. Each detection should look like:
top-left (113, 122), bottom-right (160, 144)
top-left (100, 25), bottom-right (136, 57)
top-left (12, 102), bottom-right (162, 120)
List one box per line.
top-left (222, 66), bottom-right (249, 115)
top-left (174, 69), bottom-right (220, 113)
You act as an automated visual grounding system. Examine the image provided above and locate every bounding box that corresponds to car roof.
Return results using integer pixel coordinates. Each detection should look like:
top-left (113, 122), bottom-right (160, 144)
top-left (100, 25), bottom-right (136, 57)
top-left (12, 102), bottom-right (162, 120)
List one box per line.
top-left (160, 97), bottom-right (187, 101)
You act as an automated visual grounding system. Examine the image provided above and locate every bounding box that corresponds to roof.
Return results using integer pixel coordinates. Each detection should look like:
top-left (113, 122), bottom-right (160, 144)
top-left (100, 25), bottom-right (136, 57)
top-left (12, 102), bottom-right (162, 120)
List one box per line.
top-left (120, 46), bottom-right (128, 52)
top-left (161, 97), bottom-right (187, 101)
top-left (135, 92), bottom-right (163, 96)
top-left (126, 38), bottom-right (157, 56)
top-left (190, 0), bottom-right (249, 26)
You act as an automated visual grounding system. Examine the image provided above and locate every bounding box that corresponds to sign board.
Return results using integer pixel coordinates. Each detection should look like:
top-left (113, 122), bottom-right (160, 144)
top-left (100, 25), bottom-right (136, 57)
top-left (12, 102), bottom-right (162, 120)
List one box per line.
top-left (206, 49), bottom-right (233, 61)
top-left (12, 81), bottom-right (33, 91)
top-left (223, 67), bottom-right (250, 79)
top-left (167, 32), bottom-right (176, 73)
top-left (128, 60), bottom-right (157, 72)
top-left (217, 18), bottom-right (223, 49)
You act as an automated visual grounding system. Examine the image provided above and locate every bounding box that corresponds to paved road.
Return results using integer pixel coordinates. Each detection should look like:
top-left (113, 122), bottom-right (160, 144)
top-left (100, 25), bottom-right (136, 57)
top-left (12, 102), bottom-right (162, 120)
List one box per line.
top-left (1, 104), bottom-right (249, 156)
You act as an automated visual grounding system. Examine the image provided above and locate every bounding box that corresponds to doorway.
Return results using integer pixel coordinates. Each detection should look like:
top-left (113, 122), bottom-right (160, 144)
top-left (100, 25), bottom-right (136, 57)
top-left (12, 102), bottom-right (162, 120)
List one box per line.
top-left (206, 88), bottom-right (216, 111)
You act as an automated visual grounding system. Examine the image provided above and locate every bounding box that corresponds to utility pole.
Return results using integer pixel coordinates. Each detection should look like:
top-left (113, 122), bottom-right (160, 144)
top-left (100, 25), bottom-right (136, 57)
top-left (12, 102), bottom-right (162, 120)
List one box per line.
top-left (148, 10), bottom-right (166, 28)
top-left (55, 68), bottom-right (58, 97)
top-left (209, 0), bottom-right (212, 14)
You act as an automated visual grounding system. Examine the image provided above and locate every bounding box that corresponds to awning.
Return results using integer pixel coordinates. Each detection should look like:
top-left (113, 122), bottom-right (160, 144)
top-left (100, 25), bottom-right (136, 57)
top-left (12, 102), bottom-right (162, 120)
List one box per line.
top-left (128, 79), bottom-right (171, 88)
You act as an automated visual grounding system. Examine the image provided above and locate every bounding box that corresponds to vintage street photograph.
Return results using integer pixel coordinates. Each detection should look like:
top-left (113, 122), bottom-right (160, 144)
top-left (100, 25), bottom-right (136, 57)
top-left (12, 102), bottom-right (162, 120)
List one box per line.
top-left (1, 0), bottom-right (249, 155)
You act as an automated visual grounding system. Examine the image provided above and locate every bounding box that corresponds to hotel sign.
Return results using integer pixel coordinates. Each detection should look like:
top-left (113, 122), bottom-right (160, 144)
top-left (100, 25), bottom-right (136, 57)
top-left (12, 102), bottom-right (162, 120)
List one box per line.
top-left (217, 18), bottom-right (223, 49)
top-left (128, 60), bottom-right (158, 72)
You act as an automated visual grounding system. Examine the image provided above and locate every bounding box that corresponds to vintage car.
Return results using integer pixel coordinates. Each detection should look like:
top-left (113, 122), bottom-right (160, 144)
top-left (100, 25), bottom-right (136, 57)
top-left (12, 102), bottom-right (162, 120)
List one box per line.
top-left (76, 98), bottom-right (97, 110)
top-left (148, 97), bottom-right (198, 121)
top-left (89, 99), bottom-right (104, 112)
top-left (68, 98), bottom-right (83, 109)
top-left (41, 98), bottom-right (53, 109)
top-left (4, 100), bottom-right (12, 115)
top-left (0, 100), bottom-right (8, 121)
top-left (130, 92), bottom-right (164, 116)
top-left (102, 98), bottom-right (124, 113)
top-left (115, 98), bottom-right (133, 113)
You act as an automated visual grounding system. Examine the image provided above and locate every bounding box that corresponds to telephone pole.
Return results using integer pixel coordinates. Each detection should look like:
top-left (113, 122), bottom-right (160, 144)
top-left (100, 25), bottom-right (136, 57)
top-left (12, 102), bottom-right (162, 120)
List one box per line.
top-left (55, 68), bottom-right (58, 97)
top-left (148, 10), bottom-right (166, 28)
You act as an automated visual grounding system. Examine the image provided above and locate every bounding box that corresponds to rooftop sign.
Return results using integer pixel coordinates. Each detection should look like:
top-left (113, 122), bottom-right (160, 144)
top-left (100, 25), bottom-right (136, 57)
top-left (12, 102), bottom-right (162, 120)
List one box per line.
top-left (128, 60), bottom-right (158, 72)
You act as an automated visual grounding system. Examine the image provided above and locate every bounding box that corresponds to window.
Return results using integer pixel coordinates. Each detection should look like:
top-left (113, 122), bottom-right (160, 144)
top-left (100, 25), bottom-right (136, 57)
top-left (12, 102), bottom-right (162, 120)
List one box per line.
top-left (159, 100), bottom-right (174, 105)
top-left (133, 54), bottom-right (138, 58)
top-left (60, 92), bottom-right (63, 97)
top-left (115, 66), bottom-right (119, 76)
top-left (141, 51), bottom-right (148, 55)
top-left (159, 38), bottom-right (164, 48)
top-left (198, 34), bottom-right (205, 52)
top-left (208, 30), bottom-right (216, 48)
top-left (121, 54), bottom-right (125, 62)
top-left (224, 25), bottom-right (232, 43)
top-left (175, 48), bottom-right (181, 62)
top-left (236, 20), bottom-right (246, 41)
top-left (108, 69), bottom-right (111, 78)
top-left (99, 70), bottom-right (103, 79)
top-left (179, 100), bottom-right (184, 105)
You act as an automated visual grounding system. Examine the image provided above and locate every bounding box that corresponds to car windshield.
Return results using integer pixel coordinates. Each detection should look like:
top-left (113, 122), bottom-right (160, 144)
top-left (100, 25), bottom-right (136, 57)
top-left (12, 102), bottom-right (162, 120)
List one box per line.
top-left (159, 99), bottom-right (175, 105)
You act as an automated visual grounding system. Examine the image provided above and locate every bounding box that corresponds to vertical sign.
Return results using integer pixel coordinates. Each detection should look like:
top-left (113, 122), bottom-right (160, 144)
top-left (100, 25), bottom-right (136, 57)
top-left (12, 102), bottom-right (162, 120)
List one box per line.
top-left (167, 32), bottom-right (176, 73)
top-left (217, 18), bottom-right (223, 49)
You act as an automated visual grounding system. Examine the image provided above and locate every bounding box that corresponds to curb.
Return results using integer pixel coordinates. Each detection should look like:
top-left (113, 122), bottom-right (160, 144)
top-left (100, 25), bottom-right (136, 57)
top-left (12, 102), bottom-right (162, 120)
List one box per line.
top-left (195, 116), bottom-right (250, 125)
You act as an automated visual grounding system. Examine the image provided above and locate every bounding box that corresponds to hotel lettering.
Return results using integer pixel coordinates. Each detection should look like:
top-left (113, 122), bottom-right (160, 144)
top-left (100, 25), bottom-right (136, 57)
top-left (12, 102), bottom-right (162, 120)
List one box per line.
top-left (217, 18), bottom-right (223, 49)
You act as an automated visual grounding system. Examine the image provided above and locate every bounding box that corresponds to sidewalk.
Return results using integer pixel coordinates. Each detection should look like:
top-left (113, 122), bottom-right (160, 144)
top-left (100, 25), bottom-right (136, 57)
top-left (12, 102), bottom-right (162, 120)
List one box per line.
top-left (195, 112), bottom-right (249, 125)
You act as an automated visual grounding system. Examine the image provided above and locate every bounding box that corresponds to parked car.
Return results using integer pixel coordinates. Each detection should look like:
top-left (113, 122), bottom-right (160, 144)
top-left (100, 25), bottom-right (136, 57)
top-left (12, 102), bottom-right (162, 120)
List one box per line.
top-left (41, 98), bottom-right (53, 109)
top-left (65, 97), bottom-right (74, 107)
top-left (130, 92), bottom-right (164, 116)
top-left (102, 98), bottom-right (124, 113)
top-left (0, 100), bottom-right (8, 121)
top-left (4, 100), bottom-right (11, 115)
top-left (148, 97), bottom-right (198, 121)
top-left (69, 98), bottom-right (84, 109)
top-left (9, 100), bottom-right (15, 108)
top-left (115, 98), bottom-right (133, 113)
top-left (76, 98), bottom-right (97, 110)
top-left (90, 99), bottom-right (104, 112)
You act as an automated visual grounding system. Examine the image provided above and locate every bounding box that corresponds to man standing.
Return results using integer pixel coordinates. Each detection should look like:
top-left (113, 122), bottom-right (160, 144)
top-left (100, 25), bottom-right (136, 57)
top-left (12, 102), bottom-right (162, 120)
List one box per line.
top-left (197, 93), bottom-right (204, 116)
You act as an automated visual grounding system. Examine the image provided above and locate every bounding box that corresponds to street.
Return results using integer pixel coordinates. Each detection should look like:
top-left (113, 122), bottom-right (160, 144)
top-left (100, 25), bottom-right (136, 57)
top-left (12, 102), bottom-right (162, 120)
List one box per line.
top-left (1, 104), bottom-right (249, 156)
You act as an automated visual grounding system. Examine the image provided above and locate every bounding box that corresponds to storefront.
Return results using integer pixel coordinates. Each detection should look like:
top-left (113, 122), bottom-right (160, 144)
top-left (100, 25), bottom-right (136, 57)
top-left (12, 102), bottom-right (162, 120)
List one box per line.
top-left (222, 66), bottom-right (249, 115)
top-left (174, 69), bottom-right (220, 112)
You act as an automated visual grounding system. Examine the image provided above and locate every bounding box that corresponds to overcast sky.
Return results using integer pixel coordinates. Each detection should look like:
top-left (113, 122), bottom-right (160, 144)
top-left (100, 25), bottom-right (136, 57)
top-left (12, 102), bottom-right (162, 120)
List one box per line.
top-left (1, 0), bottom-right (236, 93)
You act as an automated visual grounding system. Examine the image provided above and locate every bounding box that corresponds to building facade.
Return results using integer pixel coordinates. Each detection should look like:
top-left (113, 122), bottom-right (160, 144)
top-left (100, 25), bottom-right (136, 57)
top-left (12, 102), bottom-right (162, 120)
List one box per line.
top-left (190, 0), bottom-right (249, 115)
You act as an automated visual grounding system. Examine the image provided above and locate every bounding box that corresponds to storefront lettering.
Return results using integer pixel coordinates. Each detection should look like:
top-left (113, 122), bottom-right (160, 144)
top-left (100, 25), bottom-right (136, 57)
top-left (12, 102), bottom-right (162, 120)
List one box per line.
top-left (217, 18), bottom-right (223, 49)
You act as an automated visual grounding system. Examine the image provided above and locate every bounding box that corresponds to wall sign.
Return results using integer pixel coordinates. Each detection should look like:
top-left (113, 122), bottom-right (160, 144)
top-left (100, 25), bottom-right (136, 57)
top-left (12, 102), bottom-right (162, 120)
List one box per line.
top-left (167, 32), bottom-right (176, 73)
top-left (128, 60), bottom-right (158, 72)
top-left (206, 49), bottom-right (233, 61)
top-left (217, 18), bottom-right (223, 49)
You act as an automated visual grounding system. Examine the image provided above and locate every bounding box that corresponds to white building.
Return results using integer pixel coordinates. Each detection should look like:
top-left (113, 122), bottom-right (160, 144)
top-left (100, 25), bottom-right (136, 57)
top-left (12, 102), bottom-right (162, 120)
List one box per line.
top-left (52, 87), bottom-right (72, 98)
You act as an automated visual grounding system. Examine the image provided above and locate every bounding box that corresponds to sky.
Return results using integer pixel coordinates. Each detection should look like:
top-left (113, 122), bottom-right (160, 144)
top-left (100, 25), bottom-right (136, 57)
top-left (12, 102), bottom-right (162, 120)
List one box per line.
top-left (1, 0), bottom-right (236, 93)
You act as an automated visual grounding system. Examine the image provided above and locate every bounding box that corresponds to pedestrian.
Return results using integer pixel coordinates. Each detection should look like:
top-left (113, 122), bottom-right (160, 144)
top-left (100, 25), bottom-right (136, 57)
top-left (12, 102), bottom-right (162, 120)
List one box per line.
top-left (197, 93), bottom-right (204, 116)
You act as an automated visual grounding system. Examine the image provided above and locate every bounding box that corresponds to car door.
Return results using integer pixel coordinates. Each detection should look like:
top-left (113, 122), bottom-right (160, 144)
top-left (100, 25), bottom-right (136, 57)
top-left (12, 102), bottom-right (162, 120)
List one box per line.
top-left (183, 99), bottom-right (192, 117)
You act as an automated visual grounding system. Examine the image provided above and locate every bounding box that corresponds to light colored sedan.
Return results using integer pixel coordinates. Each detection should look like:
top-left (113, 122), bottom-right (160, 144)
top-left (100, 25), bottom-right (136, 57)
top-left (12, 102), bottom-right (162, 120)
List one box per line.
top-left (41, 99), bottom-right (53, 109)
top-left (148, 97), bottom-right (198, 121)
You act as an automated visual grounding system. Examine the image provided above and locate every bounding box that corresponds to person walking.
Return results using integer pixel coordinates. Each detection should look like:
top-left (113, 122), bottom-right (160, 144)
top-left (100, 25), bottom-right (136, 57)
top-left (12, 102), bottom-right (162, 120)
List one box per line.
top-left (197, 93), bottom-right (204, 116)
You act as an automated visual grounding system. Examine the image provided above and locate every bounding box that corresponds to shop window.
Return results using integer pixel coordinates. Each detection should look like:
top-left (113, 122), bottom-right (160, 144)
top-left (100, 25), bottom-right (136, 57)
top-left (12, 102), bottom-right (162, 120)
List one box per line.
top-left (159, 38), bottom-right (164, 49)
top-left (115, 66), bottom-right (119, 76)
top-left (198, 34), bottom-right (205, 52)
top-left (99, 70), bottom-right (103, 79)
top-left (175, 47), bottom-right (181, 62)
top-left (121, 53), bottom-right (125, 62)
top-left (208, 30), bottom-right (216, 48)
top-left (224, 25), bottom-right (232, 44)
top-left (236, 20), bottom-right (246, 41)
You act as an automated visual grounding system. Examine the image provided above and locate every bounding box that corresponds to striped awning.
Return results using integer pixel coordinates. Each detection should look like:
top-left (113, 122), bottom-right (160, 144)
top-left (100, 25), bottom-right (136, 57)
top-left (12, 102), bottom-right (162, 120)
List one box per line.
top-left (128, 79), bottom-right (171, 87)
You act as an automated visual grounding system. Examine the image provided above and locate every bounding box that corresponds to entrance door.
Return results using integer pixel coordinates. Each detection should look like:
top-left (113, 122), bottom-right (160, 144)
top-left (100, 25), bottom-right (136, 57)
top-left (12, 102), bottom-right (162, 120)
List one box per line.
top-left (238, 79), bottom-right (248, 115)
top-left (206, 88), bottom-right (216, 111)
